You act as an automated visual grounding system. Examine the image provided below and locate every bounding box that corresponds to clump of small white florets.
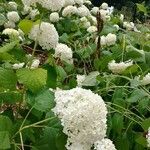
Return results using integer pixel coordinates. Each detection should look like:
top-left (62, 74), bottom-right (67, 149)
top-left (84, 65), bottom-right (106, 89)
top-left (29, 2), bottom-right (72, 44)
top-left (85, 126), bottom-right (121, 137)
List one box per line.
top-left (29, 22), bottom-right (59, 50)
top-left (2, 28), bottom-right (19, 37)
top-left (64, 0), bottom-right (75, 6)
top-left (78, 5), bottom-right (90, 17)
top-left (74, 0), bottom-right (84, 5)
top-left (87, 26), bottom-right (97, 33)
top-left (7, 11), bottom-right (20, 23)
top-left (84, 0), bottom-right (92, 5)
top-left (76, 75), bottom-right (86, 87)
top-left (30, 59), bottom-right (40, 69)
top-left (53, 87), bottom-right (108, 150)
top-left (146, 127), bottom-right (150, 148)
top-left (22, 0), bottom-right (65, 11)
top-left (29, 9), bottom-right (40, 20)
top-left (140, 73), bottom-right (150, 86)
top-left (8, 2), bottom-right (18, 10)
top-left (91, 7), bottom-right (99, 15)
top-left (54, 43), bottom-right (73, 64)
top-left (101, 2), bottom-right (108, 10)
top-left (4, 21), bottom-right (16, 29)
top-left (123, 21), bottom-right (135, 31)
top-left (96, 33), bottom-right (117, 47)
top-left (49, 12), bottom-right (59, 23)
top-left (108, 60), bottom-right (133, 74)
top-left (120, 14), bottom-right (124, 22)
top-left (62, 5), bottom-right (78, 17)
top-left (94, 139), bottom-right (116, 150)
top-left (113, 24), bottom-right (119, 30)
top-left (12, 63), bottom-right (25, 70)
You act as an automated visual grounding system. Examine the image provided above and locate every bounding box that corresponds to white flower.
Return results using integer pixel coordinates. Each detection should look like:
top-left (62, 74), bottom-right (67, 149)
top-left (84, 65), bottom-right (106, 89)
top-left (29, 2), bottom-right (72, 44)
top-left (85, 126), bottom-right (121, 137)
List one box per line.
top-left (123, 22), bottom-right (135, 31)
top-left (12, 63), bottom-right (25, 69)
top-left (21, 0), bottom-right (37, 6)
top-left (120, 14), bottom-right (124, 21)
top-left (88, 15), bottom-right (97, 26)
top-left (141, 73), bottom-right (150, 86)
top-left (76, 75), bottom-right (86, 87)
top-left (107, 6), bottom-right (114, 15)
top-left (74, 0), bottom-right (83, 5)
top-left (54, 43), bottom-right (73, 64)
top-left (113, 24), bottom-right (119, 30)
top-left (49, 12), bottom-right (59, 23)
top-left (4, 21), bottom-right (16, 29)
top-left (30, 59), bottom-right (40, 69)
top-left (78, 5), bottom-right (90, 17)
top-left (146, 127), bottom-right (150, 148)
top-left (22, 5), bottom-right (32, 15)
top-left (39, 0), bottom-right (65, 11)
top-left (83, 21), bottom-right (91, 28)
top-left (91, 7), bottom-right (99, 15)
top-left (108, 60), bottom-right (133, 74)
top-left (80, 17), bottom-right (88, 22)
top-left (8, 2), bottom-right (18, 10)
top-left (101, 3), bottom-right (108, 10)
top-left (2, 28), bottom-right (19, 37)
top-left (53, 87), bottom-right (107, 150)
top-left (29, 22), bottom-right (59, 50)
top-left (64, 0), bottom-right (75, 6)
top-left (87, 26), bottom-right (97, 33)
top-left (94, 139), bottom-right (116, 150)
top-left (106, 33), bottom-right (117, 46)
top-left (62, 5), bottom-right (78, 17)
top-left (7, 11), bottom-right (20, 22)
top-left (99, 9), bottom-right (109, 21)
top-left (29, 9), bottom-right (39, 20)
top-left (84, 0), bottom-right (92, 5)
top-left (100, 36), bottom-right (107, 46)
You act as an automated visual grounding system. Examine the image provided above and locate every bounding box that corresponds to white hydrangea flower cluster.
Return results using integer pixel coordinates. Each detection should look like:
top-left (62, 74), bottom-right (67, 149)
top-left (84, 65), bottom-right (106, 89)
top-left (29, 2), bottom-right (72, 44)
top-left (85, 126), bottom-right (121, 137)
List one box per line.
top-left (8, 2), bottom-right (18, 10)
top-left (53, 87), bottom-right (108, 150)
top-left (54, 43), bottom-right (73, 64)
top-left (76, 75), bottom-right (86, 87)
top-left (30, 59), bottom-right (40, 69)
top-left (62, 5), bottom-right (78, 17)
top-left (29, 22), bottom-right (59, 50)
top-left (146, 127), bottom-right (150, 148)
top-left (87, 26), bottom-right (97, 33)
top-left (12, 63), bottom-right (25, 70)
top-left (22, 0), bottom-right (64, 11)
top-left (2, 28), bottom-right (19, 37)
top-left (123, 22), bottom-right (135, 31)
top-left (78, 5), bottom-right (90, 17)
top-left (49, 12), bottom-right (59, 23)
top-left (7, 11), bottom-right (20, 23)
top-left (141, 73), bottom-right (150, 86)
top-left (99, 33), bottom-right (117, 46)
top-left (29, 9), bottom-right (40, 20)
top-left (5, 11), bottom-right (20, 28)
top-left (74, 0), bottom-right (84, 5)
top-left (64, 0), bottom-right (75, 6)
top-left (108, 60), bottom-right (133, 74)
top-left (94, 139), bottom-right (116, 150)
top-left (91, 7), bottom-right (99, 15)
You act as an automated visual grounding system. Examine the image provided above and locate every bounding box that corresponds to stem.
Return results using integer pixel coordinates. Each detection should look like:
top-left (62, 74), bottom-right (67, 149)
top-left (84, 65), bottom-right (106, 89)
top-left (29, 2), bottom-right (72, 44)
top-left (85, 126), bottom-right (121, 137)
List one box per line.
top-left (122, 34), bottom-right (126, 62)
top-left (19, 132), bottom-right (24, 150)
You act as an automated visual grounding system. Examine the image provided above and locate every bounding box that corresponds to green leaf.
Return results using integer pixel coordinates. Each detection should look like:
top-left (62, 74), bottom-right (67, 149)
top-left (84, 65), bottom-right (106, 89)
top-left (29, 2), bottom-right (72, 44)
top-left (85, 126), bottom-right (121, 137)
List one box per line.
top-left (18, 19), bottom-right (34, 34)
top-left (17, 68), bottom-right (47, 93)
top-left (136, 134), bottom-right (147, 147)
top-left (141, 118), bottom-right (150, 131)
top-left (112, 113), bottom-right (124, 134)
top-left (0, 41), bottom-right (18, 53)
top-left (0, 91), bottom-right (22, 104)
top-left (0, 131), bottom-right (10, 149)
top-left (136, 3), bottom-right (147, 14)
top-left (0, 115), bottom-right (12, 132)
top-left (126, 89), bottom-right (147, 103)
top-left (0, 67), bottom-right (17, 90)
top-left (0, 13), bottom-right (7, 25)
top-left (56, 66), bottom-right (67, 82)
top-left (27, 89), bottom-right (55, 112)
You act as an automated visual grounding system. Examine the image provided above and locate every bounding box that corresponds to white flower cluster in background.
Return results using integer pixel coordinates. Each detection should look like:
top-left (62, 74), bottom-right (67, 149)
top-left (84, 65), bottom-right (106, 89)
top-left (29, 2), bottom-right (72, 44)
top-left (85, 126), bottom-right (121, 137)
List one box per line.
top-left (123, 22), bottom-right (135, 31)
top-left (94, 139), bottom-right (116, 150)
top-left (87, 26), bottom-right (97, 33)
top-left (22, 0), bottom-right (65, 11)
top-left (54, 43), bottom-right (73, 64)
top-left (147, 127), bottom-right (150, 148)
top-left (76, 75), bottom-right (86, 87)
top-left (30, 59), bottom-right (40, 69)
top-left (5, 11), bottom-right (20, 28)
top-left (78, 5), bottom-right (90, 17)
top-left (12, 63), bottom-right (25, 70)
top-left (8, 2), bottom-right (18, 10)
top-left (53, 87), bottom-right (108, 150)
top-left (49, 12), bottom-right (60, 23)
top-left (108, 60), bottom-right (133, 74)
top-left (29, 22), bottom-right (59, 50)
top-left (140, 73), bottom-right (150, 86)
top-left (62, 5), bottom-right (78, 17)
top-left (97, 33), bottom-right (117, 46)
